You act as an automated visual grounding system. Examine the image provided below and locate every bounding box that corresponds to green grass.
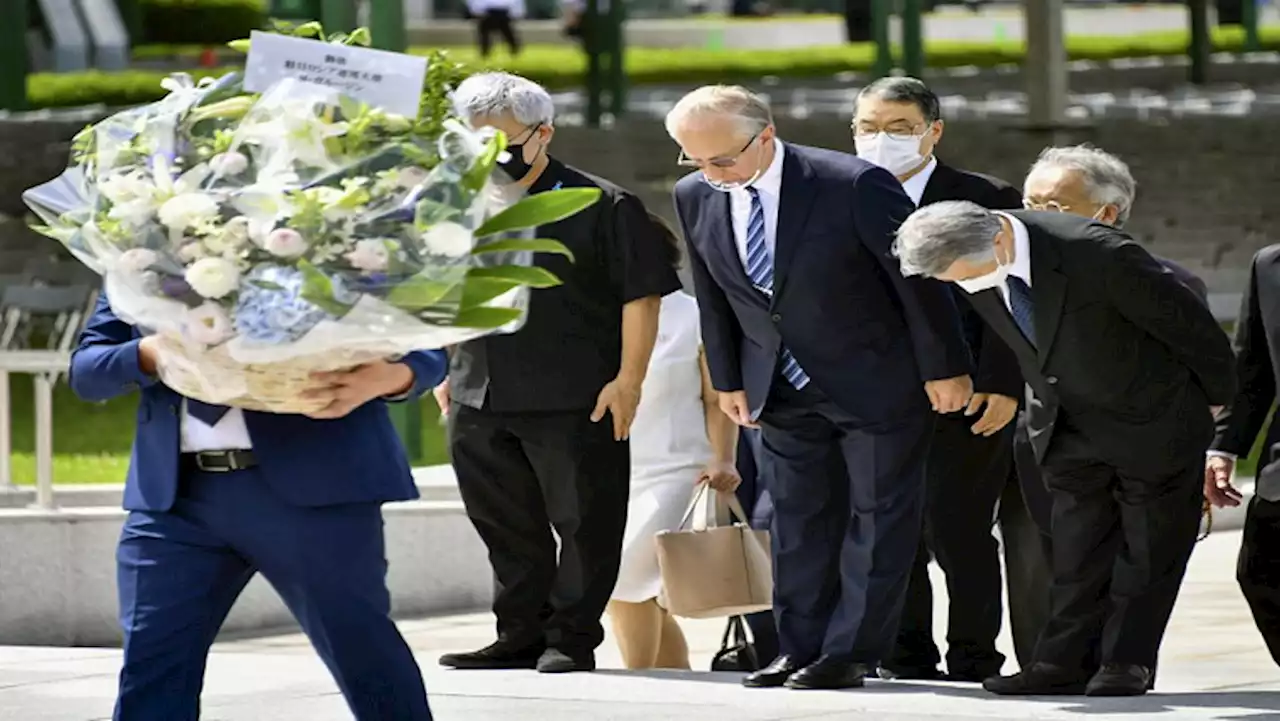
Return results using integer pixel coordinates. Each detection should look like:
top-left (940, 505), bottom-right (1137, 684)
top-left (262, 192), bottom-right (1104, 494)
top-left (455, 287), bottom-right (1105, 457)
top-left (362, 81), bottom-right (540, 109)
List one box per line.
top-left (28, 25), bottom-right (1280, 109)
top-left (5, 374), bottom-right (449, 485)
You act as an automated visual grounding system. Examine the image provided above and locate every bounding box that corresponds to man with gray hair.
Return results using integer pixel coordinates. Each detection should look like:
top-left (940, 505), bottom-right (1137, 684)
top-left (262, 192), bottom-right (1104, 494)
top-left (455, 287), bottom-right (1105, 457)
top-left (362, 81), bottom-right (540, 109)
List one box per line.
top-left (893, 200), bottom-right (1235, 696)
top-left (436, 72), bottom-right (682, 673)
top-left (667, 84), bottom-right (975, 690)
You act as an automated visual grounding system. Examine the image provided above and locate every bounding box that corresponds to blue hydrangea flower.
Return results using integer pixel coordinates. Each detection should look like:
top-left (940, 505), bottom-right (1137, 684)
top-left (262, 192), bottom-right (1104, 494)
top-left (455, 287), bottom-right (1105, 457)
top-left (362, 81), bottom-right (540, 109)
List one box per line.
top-left (233, 265), bottom-right (329, 344)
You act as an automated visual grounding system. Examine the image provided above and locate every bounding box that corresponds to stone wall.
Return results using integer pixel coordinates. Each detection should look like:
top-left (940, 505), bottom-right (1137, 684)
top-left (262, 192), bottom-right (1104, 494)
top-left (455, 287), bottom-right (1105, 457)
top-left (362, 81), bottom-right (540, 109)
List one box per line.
top-left (4, 109), bottom-right (1277, 291)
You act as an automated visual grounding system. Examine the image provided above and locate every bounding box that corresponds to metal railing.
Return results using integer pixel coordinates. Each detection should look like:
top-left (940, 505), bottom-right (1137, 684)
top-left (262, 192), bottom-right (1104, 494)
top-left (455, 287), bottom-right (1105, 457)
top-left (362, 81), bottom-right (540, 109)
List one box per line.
top-left (0, 350), bottom-right (72, 510)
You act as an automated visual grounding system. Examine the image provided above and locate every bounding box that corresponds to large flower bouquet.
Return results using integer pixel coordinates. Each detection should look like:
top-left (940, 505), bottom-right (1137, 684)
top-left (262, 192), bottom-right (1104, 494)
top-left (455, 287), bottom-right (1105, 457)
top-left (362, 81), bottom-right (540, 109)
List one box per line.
top-left (24, 25), bottom-right (598, 413)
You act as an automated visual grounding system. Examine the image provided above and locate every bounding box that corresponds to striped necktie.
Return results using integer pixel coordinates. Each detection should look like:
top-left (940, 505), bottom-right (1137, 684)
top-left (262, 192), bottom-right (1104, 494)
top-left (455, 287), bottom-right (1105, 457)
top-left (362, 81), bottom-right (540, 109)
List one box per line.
top-left (745, 187), bottom-right (809, 390)
top-left (1005, 275), bottom-right (1036, 347)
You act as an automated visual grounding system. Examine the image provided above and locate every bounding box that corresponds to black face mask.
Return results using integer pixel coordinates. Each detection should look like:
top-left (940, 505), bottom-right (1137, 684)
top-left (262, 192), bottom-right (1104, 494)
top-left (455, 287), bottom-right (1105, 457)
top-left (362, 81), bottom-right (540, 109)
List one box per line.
top-left (499, 125), bottom-right (541, 182)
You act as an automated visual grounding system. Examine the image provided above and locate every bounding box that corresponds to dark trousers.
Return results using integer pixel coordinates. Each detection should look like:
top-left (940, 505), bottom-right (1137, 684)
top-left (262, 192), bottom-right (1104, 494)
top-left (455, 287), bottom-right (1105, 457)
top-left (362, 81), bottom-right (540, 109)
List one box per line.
top-left (1238, 496), bottom-right (1280, 666)
top-left (760, 380), bottom-right (932, 663)
top-left (115, 469), bottom-right (431, 721)
top-left (997, 469), bottom-right (1053, 669)
top-left (1034, 428), bottom-right (1203, 670)
top-left (449, 404), bottom-right (630, 655)
top-left (476, 9), bottom-right (520, 57)
top-left (888, 414), bottom-right (1011, 676)
top-left (735, 428), bottom-right (781, 664)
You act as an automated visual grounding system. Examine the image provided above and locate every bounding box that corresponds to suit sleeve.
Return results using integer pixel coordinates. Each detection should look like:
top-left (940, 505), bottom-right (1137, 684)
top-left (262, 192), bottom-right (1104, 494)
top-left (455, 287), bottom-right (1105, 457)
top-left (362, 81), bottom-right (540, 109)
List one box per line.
top-left (851, 166), bottom-right (973, 381)
top-left (971, 182), bottom-right (1027, 396)
top-left (387, 350), bottom-right (448, 402)
top-left (987, 184), bottom-right (1025, 211)
top-left (68, 293), bottom-right (159, 402)
top-left (1102, 237), bottom-right (1237, 405)
top-left (675, 187), bottom-right (743, 392)
top-left (1213, 250), bottom-right (1274, 456)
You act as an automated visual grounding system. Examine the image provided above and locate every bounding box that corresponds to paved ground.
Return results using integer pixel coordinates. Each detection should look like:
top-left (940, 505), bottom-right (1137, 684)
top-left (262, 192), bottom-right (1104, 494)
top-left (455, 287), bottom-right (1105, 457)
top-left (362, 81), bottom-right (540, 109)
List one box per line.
top-left (1, 526), bottom-right (1275, 720)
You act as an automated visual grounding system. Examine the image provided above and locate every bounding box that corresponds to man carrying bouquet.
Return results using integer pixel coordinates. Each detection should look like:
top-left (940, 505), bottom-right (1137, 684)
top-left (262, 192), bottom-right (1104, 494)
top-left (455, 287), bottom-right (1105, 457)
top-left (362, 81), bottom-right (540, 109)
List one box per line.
top-left (435, 72), bottom-right (682, 673)
top-left (70, 296), bottom-right (446, 721)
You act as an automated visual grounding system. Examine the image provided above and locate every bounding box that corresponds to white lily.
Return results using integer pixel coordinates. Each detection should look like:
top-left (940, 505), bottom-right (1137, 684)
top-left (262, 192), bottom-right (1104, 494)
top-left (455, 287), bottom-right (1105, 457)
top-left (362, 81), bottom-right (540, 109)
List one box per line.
top-left (237, 100), bottom-right (349, 170)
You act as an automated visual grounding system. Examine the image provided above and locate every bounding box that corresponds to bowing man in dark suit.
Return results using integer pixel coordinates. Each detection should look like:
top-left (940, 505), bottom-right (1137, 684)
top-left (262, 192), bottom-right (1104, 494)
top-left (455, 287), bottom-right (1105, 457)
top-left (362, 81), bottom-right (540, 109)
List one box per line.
top-left (71, 295), bottom-right (446, 721)
top-left (666, 85), bottom-right (974, 690)
top-left (852, 76), bottom-right (1025, 683)
top-left (1013, 144), bottom-right (1212, 672)
top-left (1205, 245), bottom-right (1280, 667)
top-left (893, 202), bottom-right (1235, 697)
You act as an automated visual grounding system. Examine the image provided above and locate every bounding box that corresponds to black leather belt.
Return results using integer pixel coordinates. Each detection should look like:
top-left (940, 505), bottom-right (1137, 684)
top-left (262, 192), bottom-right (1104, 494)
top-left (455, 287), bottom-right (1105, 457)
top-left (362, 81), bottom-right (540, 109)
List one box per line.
top-left (184, 450), bottom-right (257, 473)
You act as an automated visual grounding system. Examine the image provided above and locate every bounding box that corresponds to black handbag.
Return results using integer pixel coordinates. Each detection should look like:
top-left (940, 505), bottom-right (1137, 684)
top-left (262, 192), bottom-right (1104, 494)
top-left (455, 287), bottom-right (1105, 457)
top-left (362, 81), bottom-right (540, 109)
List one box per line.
top-left (710, 615), bottom-right (761, 671)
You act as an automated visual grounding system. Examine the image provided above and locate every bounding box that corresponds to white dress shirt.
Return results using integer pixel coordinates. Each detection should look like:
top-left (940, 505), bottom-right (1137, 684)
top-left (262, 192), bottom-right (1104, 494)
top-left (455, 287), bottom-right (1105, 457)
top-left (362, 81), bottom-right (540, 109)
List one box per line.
top-left (180, 402), bottom-right (253, 452)
top-left (900, 156), bottom-right (938, 207)
top-left (991, 211), bottom-right (1034, 314)
top-left (728, 139), bottom-right (786, 270)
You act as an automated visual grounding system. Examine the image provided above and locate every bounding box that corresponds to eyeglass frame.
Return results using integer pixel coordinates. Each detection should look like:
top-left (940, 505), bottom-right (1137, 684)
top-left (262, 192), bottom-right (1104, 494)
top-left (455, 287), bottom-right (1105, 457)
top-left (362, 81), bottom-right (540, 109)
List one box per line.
top-left (1022, 198), bottom-right (1075, 213)
top-left (849, 121), bottom-right (935, 143)
top-left (676, 131), bottom-right (763, 170)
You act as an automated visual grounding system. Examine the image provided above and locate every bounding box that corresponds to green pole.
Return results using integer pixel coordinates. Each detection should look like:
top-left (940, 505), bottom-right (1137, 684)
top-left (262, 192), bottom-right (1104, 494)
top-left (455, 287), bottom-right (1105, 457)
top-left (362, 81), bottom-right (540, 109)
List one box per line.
top-left (606, 0), bottom-right (627, 119)
top-left (871, 0), bottom-right (894, 79)
top-left (1187, 0), bottom-right (1210, 85)
top-left (369, 0), bottom-right (407, 51)
top-left (0, 0), bottom-right (27, 111)
top-left (321, 0), bottom-right (358, 33)
top-left (584, 0), bottom-right (604, 128)
top-left (1242, 0), bottom-right (1260, 51)
top-left (901, 0), bottom-right (924, 79)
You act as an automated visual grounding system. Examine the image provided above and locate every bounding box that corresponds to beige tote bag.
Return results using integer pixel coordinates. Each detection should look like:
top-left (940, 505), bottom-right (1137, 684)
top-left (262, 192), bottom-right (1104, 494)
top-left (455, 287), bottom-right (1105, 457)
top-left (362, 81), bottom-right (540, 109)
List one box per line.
top-left (655, 482), bottom-right (773, 619)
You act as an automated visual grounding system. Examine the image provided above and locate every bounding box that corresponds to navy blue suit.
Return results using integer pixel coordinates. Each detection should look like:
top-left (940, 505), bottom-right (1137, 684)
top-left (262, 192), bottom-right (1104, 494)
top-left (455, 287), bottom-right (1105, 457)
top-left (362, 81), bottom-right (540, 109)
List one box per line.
top-left (71, 295), bottom-right (446, 721)
top-left (674, 143), bottom-right (972, 664)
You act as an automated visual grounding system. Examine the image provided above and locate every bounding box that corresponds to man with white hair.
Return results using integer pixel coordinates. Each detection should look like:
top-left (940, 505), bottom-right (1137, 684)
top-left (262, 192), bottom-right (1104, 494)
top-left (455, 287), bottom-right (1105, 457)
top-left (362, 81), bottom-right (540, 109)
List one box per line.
top-left (667, 84), bottom-right (975, 690)
top-left (892, 200), bottom-right (1235, 696)
top-left (435, 72), bottom-right (681, 674)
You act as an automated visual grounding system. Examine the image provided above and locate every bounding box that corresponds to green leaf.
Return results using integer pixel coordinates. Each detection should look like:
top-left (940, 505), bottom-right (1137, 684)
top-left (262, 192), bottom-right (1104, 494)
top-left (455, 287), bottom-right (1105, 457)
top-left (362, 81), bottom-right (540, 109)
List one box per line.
top-left (460, 134), bottom-right (505, 193)
top-left (297, 260), bottom-right (353, 317)
top-left (227, 39), bottom-right (251, 54)
top-left (250, 280), bottom-right (286, 291)
top-left (474, 188), bottom-right (602, 238)
top-left (345, 28), bottom-right (372, 47)
top-left (386, 274), bottom-right (456, 312)
top-left (451, 306), bottom-right (525, 329)
top-left (293, 22), bottom-right (324, 38)
top-left (415, 198), bottom-right (462, 228)
top-left (471, 237), bottom-right (574, 262)
top-left (468, 265), bottom-right (562, 289)
top-left (460, 276), bottom-right (522, 308)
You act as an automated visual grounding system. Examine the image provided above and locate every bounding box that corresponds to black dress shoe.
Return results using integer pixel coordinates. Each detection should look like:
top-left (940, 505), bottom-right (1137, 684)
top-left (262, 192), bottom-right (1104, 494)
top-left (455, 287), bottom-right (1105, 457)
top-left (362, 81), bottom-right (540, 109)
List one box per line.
top-left (785, 656), bottom-right (869, 690)
top-left (439, 640), bottom-right (544, 669)
top-left (982, 662), bottom-right (1090, 696)
top-left (743, 655), bottom-right (803, 688)
top-left (878, 664), bottom-right (944, 681)
top-left (1085, 663), bottom-right (1152, 697)
top-left (535, 648), bottom-right (596, 674)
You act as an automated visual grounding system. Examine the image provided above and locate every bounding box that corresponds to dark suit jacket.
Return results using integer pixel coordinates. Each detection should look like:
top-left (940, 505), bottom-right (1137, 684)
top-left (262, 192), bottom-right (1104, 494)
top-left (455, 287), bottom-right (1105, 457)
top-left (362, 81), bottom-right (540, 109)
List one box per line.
top-left (1212, 245), bottom-right (1280, 493)
top-left (921, 161), bottom-right (1024, 398)
top-left (966, 211), bottom-right (1235, 478)
top-left (70, 295), bottom-right (448, 512)
top-left (673, 142), bottom-right (972, 421)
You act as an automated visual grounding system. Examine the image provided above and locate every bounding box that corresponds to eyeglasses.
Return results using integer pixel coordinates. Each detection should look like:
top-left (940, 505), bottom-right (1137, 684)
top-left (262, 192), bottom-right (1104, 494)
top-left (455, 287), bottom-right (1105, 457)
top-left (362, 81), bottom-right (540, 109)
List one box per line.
top-left (850, 123), bottom-right (927, 142)
top-left (677, 132), bottom-right (761, 169)
top-left (1023, 199), bottom-right (1073, 213)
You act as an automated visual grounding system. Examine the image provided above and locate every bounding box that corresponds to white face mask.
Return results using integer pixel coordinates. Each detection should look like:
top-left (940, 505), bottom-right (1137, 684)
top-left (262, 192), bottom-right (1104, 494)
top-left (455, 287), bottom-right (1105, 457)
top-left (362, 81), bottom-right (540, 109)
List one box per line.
top-left (704, 166), bottom-right (764, 193)
top-left (855, 132), bottom-right (927, 177)
top-left (954, 247), bottom-right (1012, 295)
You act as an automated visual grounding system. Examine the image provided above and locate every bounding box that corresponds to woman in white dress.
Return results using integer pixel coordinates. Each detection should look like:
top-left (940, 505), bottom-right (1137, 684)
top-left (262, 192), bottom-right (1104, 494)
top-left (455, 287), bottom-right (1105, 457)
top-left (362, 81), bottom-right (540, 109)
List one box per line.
top-left (607, 213), bottom-right (740, 670)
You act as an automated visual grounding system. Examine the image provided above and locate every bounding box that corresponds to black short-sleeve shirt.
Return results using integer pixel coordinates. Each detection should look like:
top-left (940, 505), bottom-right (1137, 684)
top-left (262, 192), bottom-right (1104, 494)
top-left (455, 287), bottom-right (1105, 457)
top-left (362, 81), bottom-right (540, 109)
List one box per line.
top-left (450, 157), bottom-right (682, 413)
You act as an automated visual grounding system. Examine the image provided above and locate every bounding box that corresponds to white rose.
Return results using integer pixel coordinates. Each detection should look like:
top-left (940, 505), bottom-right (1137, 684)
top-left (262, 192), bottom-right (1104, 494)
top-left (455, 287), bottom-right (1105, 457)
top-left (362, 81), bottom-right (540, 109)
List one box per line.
top-left (182, 302), bottom-right (235, 345)
top-left (346, 239), bottom-right (391, 272)
top-left (264, 228), bottom-right (308, 258)
top-left (117, 248), bottom-right (159, 275)
top-left (209, 151), bottom-right (249, 177)
top-left (184, 257), bottom-right (240, 299)
top-left (422, 221), bottom-right (474, 258)
top-left (204, 216), bottom-right (250, 254)
top-left (178, 243), bottom-right (207, 262)
top-left (158, 192), bottom-right (220, 231)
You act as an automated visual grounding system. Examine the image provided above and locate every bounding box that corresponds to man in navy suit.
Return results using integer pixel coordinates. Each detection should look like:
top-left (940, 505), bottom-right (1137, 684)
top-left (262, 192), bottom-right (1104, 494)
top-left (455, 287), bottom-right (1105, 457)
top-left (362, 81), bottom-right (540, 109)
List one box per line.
top-left (70, 294), bottom-right (447, 721)
top-left (666, 85), bottom-right (974, 690)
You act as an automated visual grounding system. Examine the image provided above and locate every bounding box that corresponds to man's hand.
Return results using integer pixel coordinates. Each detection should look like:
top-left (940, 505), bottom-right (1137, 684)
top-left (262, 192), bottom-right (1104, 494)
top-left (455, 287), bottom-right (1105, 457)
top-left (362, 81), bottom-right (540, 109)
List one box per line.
top-left (433, 378), bottom-right (451, 417)
top-left (924, 375), bottom-right (974, 414)
top-left (965, 393), bottom-right (1018, 436)
top-left (591, 376), bottom-right (643, 441)
top-left (137, 336), bottom-right (160, 376)
top-left (698, 460), bottom-right (742, 493)
top-left (1204, 455), bottom-right (1244, 508)
top-left (304, 360), bottom-right (414, 420)
top-left (717, 390), bottom-right (759, 429)
top-left (1211, 405), bottom-right (1225, 418)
